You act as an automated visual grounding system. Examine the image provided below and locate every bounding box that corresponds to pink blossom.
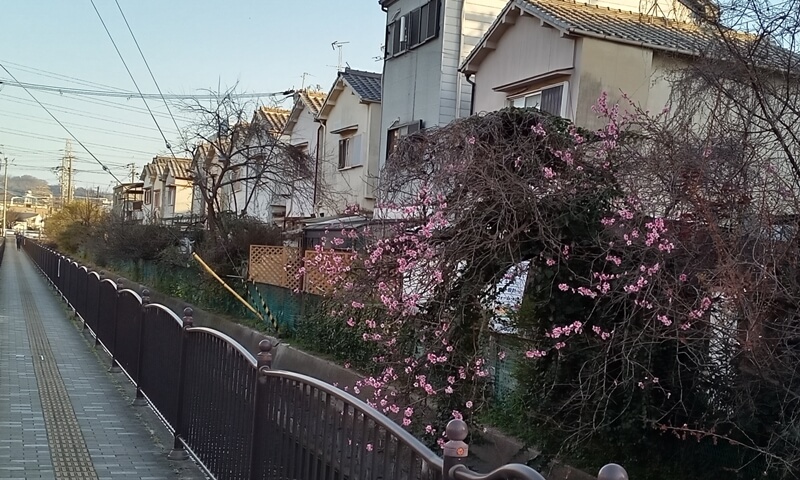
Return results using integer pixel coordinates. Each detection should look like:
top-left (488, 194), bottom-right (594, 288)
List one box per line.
top-left (465, 401), bottom-right (473, 409)
top-left (558, 283), bottom-right (570, 292)
top-left (366, 443), bottom-right (374, 451)
top-left (451, 410), bottom-right (463, 420)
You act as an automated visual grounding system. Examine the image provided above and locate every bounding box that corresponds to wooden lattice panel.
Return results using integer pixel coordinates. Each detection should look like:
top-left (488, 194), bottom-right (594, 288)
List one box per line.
top-left (302, 250), bottom-right (354, 296)
top-left (249, 245), bottom-right (300, 290)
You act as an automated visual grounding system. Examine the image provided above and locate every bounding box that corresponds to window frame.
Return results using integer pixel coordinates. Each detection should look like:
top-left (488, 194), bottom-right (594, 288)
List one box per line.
top-left (144, 188), bottom-right (152, 205)
top-left (385, 0), bottom-right (440, 58)
top-left (507, 81), bottom-right (569, 117)
top-left (386, 120), bottom-right (424, 159)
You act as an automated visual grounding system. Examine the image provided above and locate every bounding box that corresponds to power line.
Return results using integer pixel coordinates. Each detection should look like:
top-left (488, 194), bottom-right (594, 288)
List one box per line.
top-left (2, 111), bottom-right (168, 142)
top-left (0, 61), bottom-right (123, 184)
top-left (0, 58), bottom-right (132, 92)
top-left (0, 96), bottom-right (178, 133)
top-left (0, 78), bottom-right (294, 100)
top-left (113, 0), bottom-right (184, 142)
top-left (90, 0), bottom-right (176, 154)
top-left (0, 127), bottom-right (158, 156)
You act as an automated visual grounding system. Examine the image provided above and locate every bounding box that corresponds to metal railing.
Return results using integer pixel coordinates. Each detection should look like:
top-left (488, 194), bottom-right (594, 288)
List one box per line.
top-left (22, 240), bottom-right (629, 480)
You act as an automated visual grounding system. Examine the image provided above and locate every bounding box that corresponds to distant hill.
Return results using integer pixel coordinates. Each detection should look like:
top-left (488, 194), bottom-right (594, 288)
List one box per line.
top-left (0, 175), bottom-right (109, 201)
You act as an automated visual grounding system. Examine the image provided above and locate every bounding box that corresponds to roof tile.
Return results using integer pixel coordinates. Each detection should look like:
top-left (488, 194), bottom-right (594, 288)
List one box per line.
top-left (298, 89), bottom-right (327, 115)
top-left (341, 68), bottom-right (382, 103)
top-left (517, 0), bottom-right (711, 53)
top-left (259, 107), bottom-right (291, 133)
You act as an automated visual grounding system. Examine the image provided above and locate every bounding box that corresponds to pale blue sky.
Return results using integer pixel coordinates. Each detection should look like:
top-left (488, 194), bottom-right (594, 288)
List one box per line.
top-left (0, 0), bottom-right (386, 192)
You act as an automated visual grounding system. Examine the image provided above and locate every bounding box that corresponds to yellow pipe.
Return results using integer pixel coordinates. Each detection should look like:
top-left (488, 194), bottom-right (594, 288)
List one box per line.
top-left (191, 252), bottom-right (265, 323)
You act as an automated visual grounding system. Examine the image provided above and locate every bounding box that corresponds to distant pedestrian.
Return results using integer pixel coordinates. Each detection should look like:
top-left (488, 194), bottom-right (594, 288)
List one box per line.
top-left (15, 233), bottom-right (22, 251)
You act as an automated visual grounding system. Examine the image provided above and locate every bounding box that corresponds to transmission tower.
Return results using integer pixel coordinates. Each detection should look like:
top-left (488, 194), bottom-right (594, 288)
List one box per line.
top-left (60, 139), bottom-right (75, 206)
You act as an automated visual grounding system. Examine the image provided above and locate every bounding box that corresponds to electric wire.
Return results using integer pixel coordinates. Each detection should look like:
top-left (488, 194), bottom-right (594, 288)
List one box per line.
top-left (90, 0), bottom-right (178, 158)
top-left (0, 78), bottom-right (294, 101)
top-left (0, 96), bottom-right (178, 133)
top-left (0, 62), bottom-right (122, 184)
top-left (0, 127), bottom-right (157, 155)
top-left (113, 0), bottom-right (184, 143)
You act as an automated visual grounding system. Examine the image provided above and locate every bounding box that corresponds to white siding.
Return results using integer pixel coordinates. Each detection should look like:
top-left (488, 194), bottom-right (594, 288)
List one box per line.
top-left (319, 83), bottom-right (382, 215)
top-left (439, 0), bottom-right (506, 124)
top-left (471, 14), bottom-right (576, 114)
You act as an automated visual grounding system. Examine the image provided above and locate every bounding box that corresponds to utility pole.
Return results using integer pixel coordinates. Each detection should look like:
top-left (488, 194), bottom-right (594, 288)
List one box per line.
top-left (60, 139), bottom-right (75, 207)
top-left (2, 151), bottom-right (8, 232)
top-left (126, 163), bottom-right (137, 183)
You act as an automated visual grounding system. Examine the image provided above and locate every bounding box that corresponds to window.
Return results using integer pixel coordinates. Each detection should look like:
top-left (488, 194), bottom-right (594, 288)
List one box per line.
top-left (154, 190), bottom-right (161, 208)
top-left (232, 168), bottom-right (242, 192)
top-left (144, 188), bottom-right (152, 205)
top-left (387, 120), bottom-right (424, 158)
top-left (508, 84), bottom-right (565, 116)
top-left (385, 0), bottom-right (440, 57)
top-left (167, 186), bottom-right (176, 206)
top-left (338, 134), bottom-right (363, 169)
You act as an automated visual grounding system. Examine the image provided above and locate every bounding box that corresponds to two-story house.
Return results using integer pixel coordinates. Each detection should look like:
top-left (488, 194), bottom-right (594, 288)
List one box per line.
top-left (140, 156), bottom-right (193, 224)
top-left (282, 89), bottom-right (327, 223)
top-left (458, 0), bottom-right (712, 130)
top-left (378, 0), bottom-right (508, 168)
top-left (316, 68), bottom-right (383, 216)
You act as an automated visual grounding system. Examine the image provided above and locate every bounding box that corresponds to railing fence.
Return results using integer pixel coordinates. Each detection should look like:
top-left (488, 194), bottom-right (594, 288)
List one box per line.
top-left (21, 240), bottom-right (628, 480)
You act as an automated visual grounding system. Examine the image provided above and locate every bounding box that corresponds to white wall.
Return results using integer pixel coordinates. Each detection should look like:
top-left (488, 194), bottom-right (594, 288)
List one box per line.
top-left (471, 14), bottom-right (577, 114)
top-left (285, 106), bottom-right (321, 219)
top-left (319, 86), bottom-right (382, 215)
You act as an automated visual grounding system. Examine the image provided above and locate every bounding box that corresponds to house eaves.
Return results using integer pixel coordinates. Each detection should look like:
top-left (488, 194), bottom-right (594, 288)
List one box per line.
top-left (318, 68), bottom-right (382, 120)
top-left (284, 89), bottom-right (327, 135)
top-left (460, 0), bottom-right (714, 75)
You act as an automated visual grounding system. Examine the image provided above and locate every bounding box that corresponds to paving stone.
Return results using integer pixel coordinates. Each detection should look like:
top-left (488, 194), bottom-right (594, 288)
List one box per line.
top-left (0, 244), bottom-right (206, 479)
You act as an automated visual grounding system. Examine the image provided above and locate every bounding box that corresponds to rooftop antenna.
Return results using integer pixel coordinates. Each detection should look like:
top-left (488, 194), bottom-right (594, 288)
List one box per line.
top-left (300, 72), bottom-right (313, 89)
top-left (331, 41), bottom-right (350, 72)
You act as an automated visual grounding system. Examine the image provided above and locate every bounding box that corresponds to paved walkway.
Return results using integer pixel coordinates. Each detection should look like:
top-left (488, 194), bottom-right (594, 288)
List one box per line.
top-left (0, 240), bottom-right (205, 479)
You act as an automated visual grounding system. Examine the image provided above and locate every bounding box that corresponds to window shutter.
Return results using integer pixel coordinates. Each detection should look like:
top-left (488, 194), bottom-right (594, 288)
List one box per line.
top-left (385, 23), bottom-right (394, 57)
top-left (409, 9), bottom-right (421, 47)
top-left (427, 0), bottom-right (440, 39)
top-left (392, 21), bottom-right (401, 55)
top-left (540, 85), bottom-right (563, 116)
top-left (350, 134), bottom-right (363, 167)
top-left (338, 139), bottom-right (347, 169)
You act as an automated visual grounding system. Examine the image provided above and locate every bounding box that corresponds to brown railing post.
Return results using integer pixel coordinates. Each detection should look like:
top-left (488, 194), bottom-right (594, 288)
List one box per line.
top-left (108, 278), bottom-right (125, 372)
top-left (442, 419), bottom-right (469, 480)
top-left (248, 339), bottom-right (273, 480)
top-left (598, 463), bottom-right (629, 480)
top-left (168, 306), bottom-right (194, 461)
top-left (131, 287), bottom-right (150, 407)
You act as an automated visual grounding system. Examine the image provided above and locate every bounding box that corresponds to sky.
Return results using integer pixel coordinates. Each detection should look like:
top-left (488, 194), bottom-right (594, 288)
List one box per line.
top-left (0, 0), bottom-right (386, 195)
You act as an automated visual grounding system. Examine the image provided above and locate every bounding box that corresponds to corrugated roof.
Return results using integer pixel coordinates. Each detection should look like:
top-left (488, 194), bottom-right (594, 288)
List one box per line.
top-left (341, 68), bottom-right (382, 103)
top-left (259, 107), bottom-right (291, 134)
top-left (298, 89), bottom-right (327, 115)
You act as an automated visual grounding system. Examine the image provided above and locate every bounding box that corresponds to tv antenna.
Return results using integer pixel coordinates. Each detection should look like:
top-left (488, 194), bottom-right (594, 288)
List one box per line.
top-left (331, 41), bottom-right (350, 72)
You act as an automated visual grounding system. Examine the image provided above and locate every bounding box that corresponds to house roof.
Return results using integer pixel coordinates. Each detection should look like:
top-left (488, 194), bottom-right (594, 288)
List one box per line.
top-left (284, 89), bottom-right (328, 136)
top-left (140, 156), bottom-right (192, 182)
top-left (461, 0), bottom-right (716, 74)
top-left (298, 89), bottom-right (327, 116)
top-left (341, 68), bottom-right (382, 103)
top-left (257, 106), bottom-right (291, 134)
top-left (318, 68), bottom-right (382, 119)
